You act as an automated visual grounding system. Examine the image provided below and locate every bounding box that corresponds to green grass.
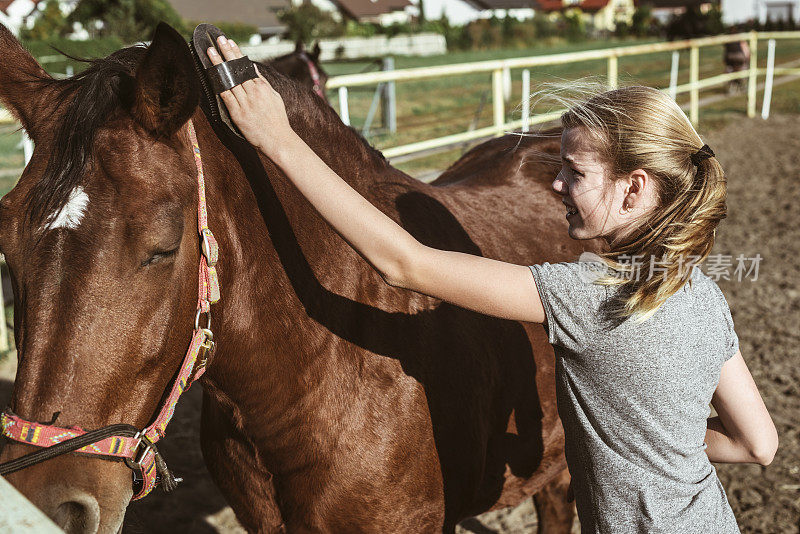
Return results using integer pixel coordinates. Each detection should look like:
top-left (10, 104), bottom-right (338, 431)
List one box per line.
top-left (324, 38), bottom-right (800, 168)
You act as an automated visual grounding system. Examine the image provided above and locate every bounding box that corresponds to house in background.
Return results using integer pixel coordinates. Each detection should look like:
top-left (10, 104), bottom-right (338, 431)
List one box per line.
top-left (721, 0), bottom-right (798, 25)
top-left (168, 0), bottom-right (289, 38)
top-left (635, 0), bottom-right (715, 24)
top-left (295, 0), bottom-right (416, 26)
top-left (0, 0), bottom-right (41, 35)
top-left (329, 0), bottom-right (415, 25)
top-left (417, 0), bottom-right (537, 26)
top-left (536, 0), bottom-right (636, 32)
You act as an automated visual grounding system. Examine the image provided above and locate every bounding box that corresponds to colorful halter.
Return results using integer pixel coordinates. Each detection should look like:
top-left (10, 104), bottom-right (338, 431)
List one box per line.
top-left (0, 120), bottom-right (220, 501)
top-left (300, 52), bottom-right (325, 100)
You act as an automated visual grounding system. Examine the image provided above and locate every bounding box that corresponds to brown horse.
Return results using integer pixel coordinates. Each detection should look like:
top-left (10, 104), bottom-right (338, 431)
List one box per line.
top-left (265, 41), bottom-right (328, 103)
top-left (0, 22), bottom-right (600, 533)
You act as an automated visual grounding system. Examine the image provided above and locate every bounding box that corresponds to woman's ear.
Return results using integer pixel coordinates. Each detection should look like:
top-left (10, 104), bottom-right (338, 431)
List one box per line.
top-left (622, 169), bottom-right (656, 213)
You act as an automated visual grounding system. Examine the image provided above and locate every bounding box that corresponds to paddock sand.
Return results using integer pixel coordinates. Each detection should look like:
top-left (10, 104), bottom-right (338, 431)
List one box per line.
top-left (1, 114), bottom-right (798, 533)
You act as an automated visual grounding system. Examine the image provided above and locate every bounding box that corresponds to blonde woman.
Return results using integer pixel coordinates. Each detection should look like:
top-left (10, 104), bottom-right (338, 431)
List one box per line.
top-left (206, 38), bottom-right (777, 532)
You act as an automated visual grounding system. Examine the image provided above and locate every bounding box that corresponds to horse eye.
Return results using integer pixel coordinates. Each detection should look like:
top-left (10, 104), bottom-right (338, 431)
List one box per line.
top-left (141, 248), bottom-right (178, 268)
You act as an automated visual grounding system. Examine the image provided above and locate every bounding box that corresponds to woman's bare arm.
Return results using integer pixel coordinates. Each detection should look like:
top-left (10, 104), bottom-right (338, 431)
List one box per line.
top-left (206, 38), bottom-right (546, 324)
top-left (705, 350), bottom-right (778, 465)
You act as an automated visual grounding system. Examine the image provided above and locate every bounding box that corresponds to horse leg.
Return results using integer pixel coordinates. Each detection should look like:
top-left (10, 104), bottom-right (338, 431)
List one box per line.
top-left (533, 467), bottom-right (575, 534)
top-left (200, 391), bottom-right (286, 533)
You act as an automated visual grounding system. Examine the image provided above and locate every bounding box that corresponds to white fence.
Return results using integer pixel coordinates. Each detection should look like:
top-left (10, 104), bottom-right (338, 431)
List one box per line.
top-left (327, 31), bottom-right (800, 159)
top-left (242, 33), bottom-right (447, 62)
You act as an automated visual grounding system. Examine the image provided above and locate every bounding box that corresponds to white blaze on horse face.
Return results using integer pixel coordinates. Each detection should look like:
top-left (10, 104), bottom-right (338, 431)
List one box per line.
top-left (46, 186), bottom-right (90, 231)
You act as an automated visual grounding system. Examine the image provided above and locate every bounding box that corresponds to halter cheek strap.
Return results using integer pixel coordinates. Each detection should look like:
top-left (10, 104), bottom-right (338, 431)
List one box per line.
top-left (0, 120), bottom-right (220, 501)
top-left (300, 52), bottom-right (325, 100)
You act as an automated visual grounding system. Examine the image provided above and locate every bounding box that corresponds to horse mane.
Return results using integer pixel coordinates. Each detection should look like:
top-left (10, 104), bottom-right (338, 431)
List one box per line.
top-left (25, 43), bottom-right (387, 228)
top-left (25, 45), bottom-right (148, 228)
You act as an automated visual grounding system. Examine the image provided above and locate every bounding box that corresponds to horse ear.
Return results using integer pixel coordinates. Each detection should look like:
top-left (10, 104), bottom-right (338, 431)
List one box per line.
top-left (295, 39), bottom-right (304, 53)
top-left (312, 42), bottom-right (321, 60)
top-left (0, 23), bottom-right (54, 139)
top-left (128, 22), bottom-right (199, 138)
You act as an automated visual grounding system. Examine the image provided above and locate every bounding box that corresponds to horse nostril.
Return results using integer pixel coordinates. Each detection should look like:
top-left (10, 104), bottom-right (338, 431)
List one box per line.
top-left (53, 496), bottom-right (101, 534)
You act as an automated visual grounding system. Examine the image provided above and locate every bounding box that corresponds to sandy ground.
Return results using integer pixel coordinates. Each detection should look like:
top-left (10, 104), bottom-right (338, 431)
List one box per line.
top-left (1, 114), bottom-right (799, 533)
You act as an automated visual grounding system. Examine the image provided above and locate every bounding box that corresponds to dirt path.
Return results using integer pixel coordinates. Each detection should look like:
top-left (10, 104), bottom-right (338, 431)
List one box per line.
top-left (1, 114), bottom-right (798, 533)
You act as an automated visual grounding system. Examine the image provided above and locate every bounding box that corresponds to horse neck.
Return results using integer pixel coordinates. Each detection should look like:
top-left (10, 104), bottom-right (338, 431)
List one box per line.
top-left (196, 86), bottom-right (401, 413)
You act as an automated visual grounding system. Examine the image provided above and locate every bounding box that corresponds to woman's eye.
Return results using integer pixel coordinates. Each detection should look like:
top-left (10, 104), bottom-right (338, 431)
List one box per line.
top-left (142, 248), bottom-right (178, 267)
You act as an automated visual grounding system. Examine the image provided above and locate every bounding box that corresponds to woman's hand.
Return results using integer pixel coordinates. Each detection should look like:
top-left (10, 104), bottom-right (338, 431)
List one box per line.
top-left (206, 36), bottom-right (296, 157)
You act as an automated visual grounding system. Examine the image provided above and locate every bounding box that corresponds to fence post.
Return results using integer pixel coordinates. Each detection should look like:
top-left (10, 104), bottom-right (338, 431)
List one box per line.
top-left (381, 57), bottom-right (397, 133)
top-left (521, 69), bottom-right (530, 133)
top-left (761, 39), bottom-right (776, 120)
top-left (338, 86), bottom-right (350, 126)
top-left (689, 45), bottom-right (699, 125)
top-left (607, 55), bottom-right (618, 89)
top-left (492, 68), bottom-right (505, 136)
top-left (0, 259), bottom-right (7, 353)
top-left (668, 50), bottom-right (680, 100)
top-left (22, 131), bottom-right (33, 165)
top-left (747, 31), bottom-right (758, 118)
top-left (502, 66), bottom-right (512, 102)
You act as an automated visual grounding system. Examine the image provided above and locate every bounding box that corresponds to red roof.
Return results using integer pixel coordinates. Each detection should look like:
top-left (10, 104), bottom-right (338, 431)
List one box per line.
top-left (536, 0), bottom-right (611, 11)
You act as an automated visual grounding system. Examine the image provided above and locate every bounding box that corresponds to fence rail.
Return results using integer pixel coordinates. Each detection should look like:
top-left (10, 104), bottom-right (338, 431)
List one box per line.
top-left (327, 31), bottom-right (800, 159)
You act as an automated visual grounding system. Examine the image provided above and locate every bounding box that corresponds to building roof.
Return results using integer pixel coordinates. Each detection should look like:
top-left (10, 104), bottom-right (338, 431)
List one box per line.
top-left (167, 0), bottom-right (289, 33)
top-left (463, 0), bottom-right (539, 10)
top-left (634, 0), bottom-right (710, 6)
top-left (331, 0), bottom-right (412, 19)
top-left (535, 0), bottom-right (611, 12)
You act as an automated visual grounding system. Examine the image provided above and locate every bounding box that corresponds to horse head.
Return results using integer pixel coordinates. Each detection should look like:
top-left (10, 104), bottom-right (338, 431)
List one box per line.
top-left (0, 22), bottom-right (215, 532)
top-left (267, 40), bottom-right (328, 102)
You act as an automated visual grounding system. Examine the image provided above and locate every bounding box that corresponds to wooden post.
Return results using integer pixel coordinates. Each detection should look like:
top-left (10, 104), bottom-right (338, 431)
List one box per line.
top-left (0, 261), bottom-right (7, 353)
top-left (689, 45), bottom-right (699, 125)
top-left (607, 55), bottom-right (618, 89)
top-left (338, 87), bottom-right (350, 126)
top-left (668, 50), bottom-right (679, 100)
top-left (382, 57), bottom-right (397, 133)
top-left (492, 68), bottom-right (505, 136)
top-left (521, 69), bottom-right (530, 133)
top-left (761, 39), bottom-right (776, 119)
top-left (748, 31), bottom-right (758, 118)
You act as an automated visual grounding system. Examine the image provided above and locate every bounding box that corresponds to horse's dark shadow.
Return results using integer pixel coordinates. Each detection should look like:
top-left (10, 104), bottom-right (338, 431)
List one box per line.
top-left (220, 108), bottom-right (547, 527)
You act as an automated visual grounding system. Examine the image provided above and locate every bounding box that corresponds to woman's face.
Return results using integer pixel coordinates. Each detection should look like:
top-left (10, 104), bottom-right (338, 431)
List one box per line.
top-left (552, 127), bottom-right (628, 242)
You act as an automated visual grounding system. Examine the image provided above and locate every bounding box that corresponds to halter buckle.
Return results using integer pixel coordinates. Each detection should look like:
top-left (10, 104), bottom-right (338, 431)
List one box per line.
top-left (200, 229), bottom-right (218, 267)
top-left (125, 434), bottom-right (154, 472)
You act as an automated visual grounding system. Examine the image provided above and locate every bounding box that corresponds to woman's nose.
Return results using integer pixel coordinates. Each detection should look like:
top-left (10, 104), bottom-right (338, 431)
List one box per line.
top-left (552, 173), bottom-right (567, 195)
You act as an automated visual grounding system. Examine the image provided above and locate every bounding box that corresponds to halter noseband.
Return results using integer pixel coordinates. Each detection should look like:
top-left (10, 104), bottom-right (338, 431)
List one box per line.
top-left (0, 120), bottom-right (220, 501)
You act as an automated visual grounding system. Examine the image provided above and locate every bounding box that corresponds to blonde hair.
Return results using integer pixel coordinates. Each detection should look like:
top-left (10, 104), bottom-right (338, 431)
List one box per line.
top-left (559, 85), bottom-right (728, 321)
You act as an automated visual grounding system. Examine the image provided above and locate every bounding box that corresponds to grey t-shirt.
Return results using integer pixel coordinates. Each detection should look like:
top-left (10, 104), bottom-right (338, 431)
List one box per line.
top-left (528, 261), bottom-right (740, 534)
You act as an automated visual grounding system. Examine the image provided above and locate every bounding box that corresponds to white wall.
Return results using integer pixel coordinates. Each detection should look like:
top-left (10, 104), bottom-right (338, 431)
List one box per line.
top-left (243, 32), bottom-right (447, 61)
top-left (0, 0), bottom-right (37, 36)
top-left (722, 0), bottom-right (799, 25)
top-left (417, 0), bottom-right (481, 26)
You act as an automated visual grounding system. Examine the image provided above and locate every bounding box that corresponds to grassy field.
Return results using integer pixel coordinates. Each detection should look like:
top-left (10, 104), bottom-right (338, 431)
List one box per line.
top-left (325, 37), bottom-right (800, 174)
top-left (1, 36), bottom-right (800, 193)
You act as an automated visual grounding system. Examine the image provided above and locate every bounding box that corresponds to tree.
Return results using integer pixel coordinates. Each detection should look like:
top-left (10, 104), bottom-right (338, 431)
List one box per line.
top-left (69, 0), bottom-right (186, 42)
top-left (21, 0), bottom-right (70, 41)
top-left (631, 5), bottom-right (654, 37)
top-left (278, 2), bottom-right (342, 44)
